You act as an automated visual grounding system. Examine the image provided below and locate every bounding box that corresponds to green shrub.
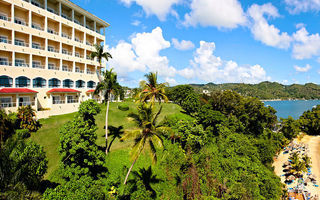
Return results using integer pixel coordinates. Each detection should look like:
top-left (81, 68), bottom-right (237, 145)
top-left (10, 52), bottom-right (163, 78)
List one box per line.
top-left (17, 106), bottom-right (41, 132)
top-left (16, 129), bottom-right (30, 139)
top-left (118, 104), bottom-right (129, 111)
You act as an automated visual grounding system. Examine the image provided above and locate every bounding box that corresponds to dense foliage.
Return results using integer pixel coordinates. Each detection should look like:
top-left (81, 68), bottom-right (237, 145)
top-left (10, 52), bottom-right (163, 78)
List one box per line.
top-left (299, 105), bottom-right (320, 135)
top-left (17, 105), bottom-right (41, 132)
top-left (190, 81), bottom-right (320, 100)
top-left (118, 103), bottom-right (129, 111)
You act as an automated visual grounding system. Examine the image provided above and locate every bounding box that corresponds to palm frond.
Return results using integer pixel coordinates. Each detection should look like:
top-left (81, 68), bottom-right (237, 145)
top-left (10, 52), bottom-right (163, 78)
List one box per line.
top-left (120, 129), bottom-right (141, 141)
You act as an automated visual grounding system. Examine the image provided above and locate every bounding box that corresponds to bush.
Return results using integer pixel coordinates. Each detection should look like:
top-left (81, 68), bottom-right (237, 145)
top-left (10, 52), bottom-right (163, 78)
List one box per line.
top-left (16, 129), bottom-right (30, 139)
top-left (118, 104), bottom-right (129, 111)
top-left (17, 106), bottom-right (41, 132)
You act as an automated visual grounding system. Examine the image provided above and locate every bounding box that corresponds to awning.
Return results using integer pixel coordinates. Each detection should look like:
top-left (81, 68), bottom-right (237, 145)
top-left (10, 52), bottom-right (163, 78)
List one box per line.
top-left (86, 89), bottom-right (95, 93)
top-left (0, 88), bottom-right (38, 94)
top-left (47, 88), bottom-right (81, 94)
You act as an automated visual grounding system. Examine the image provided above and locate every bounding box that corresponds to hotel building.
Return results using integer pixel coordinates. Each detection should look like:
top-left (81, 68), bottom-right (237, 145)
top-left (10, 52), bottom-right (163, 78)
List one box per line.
top-left (0, 0), bottom-right (109, 118)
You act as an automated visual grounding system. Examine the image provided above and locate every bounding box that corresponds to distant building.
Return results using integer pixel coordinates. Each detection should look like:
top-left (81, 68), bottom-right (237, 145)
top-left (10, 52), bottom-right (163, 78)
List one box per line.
top-left (202, 89), bottom-right (210, 95)
top-left (0, 0), bottom-right (109, 118)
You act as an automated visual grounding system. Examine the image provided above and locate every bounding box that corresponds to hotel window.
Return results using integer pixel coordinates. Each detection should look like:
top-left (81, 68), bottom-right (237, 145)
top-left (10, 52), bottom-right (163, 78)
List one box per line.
top-left (0, 36), bottom-right (8, 43)
top-left (33, 77), bottom-right (46, 88)
top-left (15, 76), bottom-right (30, 88)
top-left (0, 75), bottom-right (13, 87)
top-left (49, 78), bottom-right (61, 88)
top-left (48, 46), bottom-right (55, 52)
top-left (63, 79), bottom-right (74, 88)
top-left (0, 97), bottom-right (12, 108)
top-left (15, 39), bottom-right (25, 46)
top-left (15, 59), bottom-right (27, 67)
top-left (32, 42), bottom-right (40, 49)
top-left (76, 80), bottom-right (85, 88)
top-left (87, 81), bottom-right (96, 89)
top-left (0, 57), bottom-right (8, 65)
top-left (67, 95), bottom-right (76, 103)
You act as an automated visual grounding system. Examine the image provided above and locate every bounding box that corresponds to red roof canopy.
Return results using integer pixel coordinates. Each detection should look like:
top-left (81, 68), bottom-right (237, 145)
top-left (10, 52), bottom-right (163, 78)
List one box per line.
top-left (0, 88), bottom-right (38, 94)
top-left (86, 89), bottom-right (95, 93)
top-left (47, 88), bottom-right (81, 93)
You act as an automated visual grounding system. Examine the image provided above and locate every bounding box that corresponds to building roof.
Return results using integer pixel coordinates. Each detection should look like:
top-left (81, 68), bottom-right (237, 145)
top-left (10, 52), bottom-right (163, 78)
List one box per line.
top-left (0, 88), bottom-right (38, 94)
top-left (86, 89), bottom-right (95, 93)
top-left (47, 88), bottom-right (81, 93)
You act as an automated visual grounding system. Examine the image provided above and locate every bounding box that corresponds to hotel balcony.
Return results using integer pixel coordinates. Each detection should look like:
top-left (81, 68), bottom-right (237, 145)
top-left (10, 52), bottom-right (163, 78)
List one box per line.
top-left (0, 1), bottom-right (11, 22)
top-left (31, 12), bottom-right (45, 31)
top-left (48, 58), bottom-right (60, 70)
top-left (32, 55), bottom-right (46, 69)
top-left (32, 36), bottom-right (45, 50)
top-left (48, 19), bottom-right (59, 35)
top-left (48, 39), bottom-right (60, 53)
top-left (14, 6), bottom-right (29, 26)
top-left (15, 53), bottom-right (30, 68)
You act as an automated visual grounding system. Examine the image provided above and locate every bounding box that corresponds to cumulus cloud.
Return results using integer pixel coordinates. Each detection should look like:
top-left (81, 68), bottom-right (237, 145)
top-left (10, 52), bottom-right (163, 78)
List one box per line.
top-left (294, 64), bottom-right (312, 72)
top-left (119, 0), bottom-right (180, 21)
top-left (172, 38), bottom-right (195, 50)
top-left (183, 0), bottom-right (247, 29)
top-left (284, 0), bottom-right (320, 14)
top-left (107, 27), bottom-right (176, 83)
top-left (292, 27), bottom-right (320, 59)
top-left (178, 41), bottom-right (270, 83)
top-left (247, 3), bottom-right (292, 49)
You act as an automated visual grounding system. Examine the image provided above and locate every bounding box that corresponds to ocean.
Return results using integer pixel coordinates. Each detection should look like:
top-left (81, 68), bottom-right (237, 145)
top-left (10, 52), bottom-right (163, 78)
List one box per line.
top-left (263, 100), bottom-right (320, 119)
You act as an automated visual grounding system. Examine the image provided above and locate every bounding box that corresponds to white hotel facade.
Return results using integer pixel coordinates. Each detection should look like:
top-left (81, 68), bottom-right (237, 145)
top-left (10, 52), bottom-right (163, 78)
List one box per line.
top-left (0, 0), bottom-right (109, 117)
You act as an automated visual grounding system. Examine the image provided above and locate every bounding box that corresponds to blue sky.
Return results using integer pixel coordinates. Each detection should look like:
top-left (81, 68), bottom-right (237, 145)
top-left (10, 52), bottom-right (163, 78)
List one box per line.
top-left (73, 0), bottom-right (320, 87)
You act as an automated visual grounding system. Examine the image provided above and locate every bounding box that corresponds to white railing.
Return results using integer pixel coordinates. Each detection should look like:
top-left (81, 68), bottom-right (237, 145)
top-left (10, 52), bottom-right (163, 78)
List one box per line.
top-left (62, 67), bottom-right (72, 72)
top-left (47, 28), bottom-right (58, 35)
top-left (87, 70), bottom-right (94, 74)
top-left (0, 39), bottom-right (12, 44)
top-left (32, 44), bottom-right (45, 50)
top-left (15, 63), bottom-right (29, 67)
top-left (86, 41), bottom-right (93, 46)
top-left (32, 23), bottom-right (44, 31)
top-left (47, 7), bottom-right (58, 15)
top-left (19, 101), bottom-right (36, 106)
top-left (14, 17), bottom-right (28, 26)
top-left (61, 33), bottom-right (71, 40)
top-left (0, 61), bottom-right (12, 66)
top-left (15, 40), bottom-right (29, 47)
top-left (48, 65), bottom-right (59, 70)
top-left (33, 64), bottom-right (45, 69)
top-left (67, 99), bottom-right (79, 103)
top-left (53, 100), bottom-right (65, 104)
top-left (48, 48), bottom-right (59, 53)
top-left (0, 102), bottom-right (16, 108)
top-left (61, 14), bottom-right (72, 21)
top-left (62, 51), bottom-right (72, 56)
top-left (75, 38), bottom-right (83, 43)
top-left (31, 0), bottom-right (44, 8)
top-left (0, 13), bottom-right (10, 21)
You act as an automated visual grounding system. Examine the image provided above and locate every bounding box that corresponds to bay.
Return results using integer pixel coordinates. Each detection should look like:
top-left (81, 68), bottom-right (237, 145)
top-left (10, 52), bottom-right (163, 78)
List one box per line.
top-left (263, 100), bottom-right (320, 119)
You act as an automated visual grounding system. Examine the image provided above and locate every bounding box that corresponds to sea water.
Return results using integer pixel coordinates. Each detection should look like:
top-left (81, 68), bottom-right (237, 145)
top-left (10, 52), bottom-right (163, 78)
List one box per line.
top-left (263, 100), bottom-right (320, 119)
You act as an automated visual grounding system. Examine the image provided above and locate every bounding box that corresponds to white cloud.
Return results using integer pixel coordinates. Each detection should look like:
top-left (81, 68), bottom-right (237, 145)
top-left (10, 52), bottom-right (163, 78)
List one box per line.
top-left (119, 0), bottom-right (180, 21)
top-left (172, 38), bottom-right (195, 50)
top-left (294, 64), bottom-right (312, 72)
top-left (131, 20), bottom-right (141, 26)
top-left (292, 27), bottom-right (320, 59)
top-left (165, 77), bottom-right (177, 86)
top-left (179, 41), bottom-right (270, 83)
top-left (183, 0), bottom-right (247, 29)
top-left (284, 0), bottom-right (320, 14)
top-left (107, 27), bottom-right (176, 80)
top-left (247, 3), bottom-right (292, 49)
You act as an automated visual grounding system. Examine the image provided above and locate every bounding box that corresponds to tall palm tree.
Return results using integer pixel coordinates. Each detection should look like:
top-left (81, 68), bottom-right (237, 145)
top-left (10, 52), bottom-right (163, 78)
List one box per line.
top-left (120, 103), bottom-right (170, 185)
top-left (90, 44), bottom-right (112, 81)
top-left (137, 72), bottom-right (168, 105)
top-left (94, 68), bottom-right (120, 155)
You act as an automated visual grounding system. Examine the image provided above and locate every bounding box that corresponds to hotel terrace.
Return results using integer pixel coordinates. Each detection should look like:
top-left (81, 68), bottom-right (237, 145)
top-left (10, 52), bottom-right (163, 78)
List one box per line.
top-left (0, 0), bottom-right (109, 118)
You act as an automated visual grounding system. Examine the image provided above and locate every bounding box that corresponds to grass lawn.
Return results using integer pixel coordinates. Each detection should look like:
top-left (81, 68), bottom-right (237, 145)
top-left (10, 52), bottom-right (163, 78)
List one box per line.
top-left (30, 101), bottom-right (185, 180)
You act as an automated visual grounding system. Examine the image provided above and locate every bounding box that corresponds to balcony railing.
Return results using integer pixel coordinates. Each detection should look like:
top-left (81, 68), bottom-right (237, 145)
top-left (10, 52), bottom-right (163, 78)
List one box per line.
top-left (53, 100), bottom-right (65, 105)
top-left (0, 61), bottom-right (12, 66)
top-left (48, 47), bottom-right (59, 53)
top-left (48, 65), bottom-right (59, 70)
top-left (62, 50), bottom-right (72, 56)
top-left (47, 28), bottom-right (58, 35)
top-left (32, 23), bottom-right (44, 31)
top-left (32, 64), bottom-right (45, 69)
top-left (32, 43), bottom-right (45, 50)
top-left (15, 40), bottom-right (29, 47)
top-left (15, 63), bottom-right (29, 67)
top-left (62, 67), bottom-right (72, 72)
top-left (14, 18), bottom-right (28, 26)
top-left (87, 70), bottom-right (94, 74)
top-left (76, 69), bottom-right (84, 73)
top-left (0, 39), bottom-right (12, 44)
top-left (19, 101), bottom-right (36, 106)
top-left (75, 38), bottom-right (83, 43)
top-left (61, 13), bottom-right (72, 21)
top-left (0, 102), bottom-right (16, 108)
top-left (31, 0), bottom-right (44, 9)
top-left (0, 13), bottom-right (10, 21)
top-left (86, 55), bottom-right (94, 60)
top-left (86, 41), bottom-right (93, 46)
top-left (61, 33), bottom-right (71, 40)
top-left (47, 7), bottom-right (58, 15)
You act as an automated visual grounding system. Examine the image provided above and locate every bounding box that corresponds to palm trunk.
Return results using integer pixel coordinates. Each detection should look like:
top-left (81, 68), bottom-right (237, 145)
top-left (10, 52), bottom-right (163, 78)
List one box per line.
top-left (105, 93), bottom-right (110, 155)
top-left (124, 148), bottom-right (143, 185)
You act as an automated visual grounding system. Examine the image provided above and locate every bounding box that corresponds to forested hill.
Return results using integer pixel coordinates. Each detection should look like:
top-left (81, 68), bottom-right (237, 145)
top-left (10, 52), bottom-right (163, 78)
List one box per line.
top-left (190, 81), bottom-right (320, 100)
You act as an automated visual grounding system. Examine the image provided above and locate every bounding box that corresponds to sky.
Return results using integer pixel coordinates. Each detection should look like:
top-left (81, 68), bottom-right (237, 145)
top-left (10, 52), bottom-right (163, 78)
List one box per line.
top-left (72, 0), bottom-right (320, 87)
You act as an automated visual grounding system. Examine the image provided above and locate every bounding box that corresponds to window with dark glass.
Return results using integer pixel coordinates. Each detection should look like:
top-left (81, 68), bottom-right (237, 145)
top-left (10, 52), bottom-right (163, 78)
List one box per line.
top-left (87, 81), bottom-right (96, 89)
top-left (33, 77), bottom-right (46, 88)
top-left (0, 36), bottom-right (8, 43)
top-left (49, 78), bottom-right (60, 88)
top-left (63, 79), bottom-right (74, 88)
top-left (0, 75), bottom-right (13, 87)
top-left (76, 80), bottom-right (85, 88)
top-left (0, 57), bottom-right (8, 65)
top-left (15, 76), bottom-right (30, 88)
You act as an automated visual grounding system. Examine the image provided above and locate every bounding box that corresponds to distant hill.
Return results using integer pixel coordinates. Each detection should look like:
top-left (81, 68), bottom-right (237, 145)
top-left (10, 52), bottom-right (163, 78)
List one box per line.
top-left (189, 81), bottom-right (320, 100)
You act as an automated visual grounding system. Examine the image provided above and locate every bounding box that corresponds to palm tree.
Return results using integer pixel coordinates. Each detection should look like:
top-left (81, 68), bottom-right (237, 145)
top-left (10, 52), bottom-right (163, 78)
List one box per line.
top-left (302, 155), bottom-right (312, 169)
top-left (90, 44), bottom-right (112, 81)
top-left (94, 68), bottom-right (120, 154)
top-left (120, 103), bottom-right (170, 185)
top-left (137, 72), bottom-right (168, 105)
